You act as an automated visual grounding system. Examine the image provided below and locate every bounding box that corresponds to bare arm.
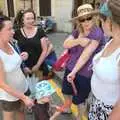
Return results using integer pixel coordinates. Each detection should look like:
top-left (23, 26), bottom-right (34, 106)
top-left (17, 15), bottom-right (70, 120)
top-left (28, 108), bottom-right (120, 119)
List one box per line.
top-left (67, 40), bottom-right (99, 81)
top-left (63, 35), bottom-right (91, 49)
top-left (46, 40), bottom-right (54, 57)
top-left (108, 61), bottom-right (120, 120)
top-left (72, 40), bottom-right (99, 74)
top-left (108, 101), bottom-right (120, 120)
top-left (37, 37), bottom-right (48, 66)
top-left (32, 37), bottom-right (48, 72)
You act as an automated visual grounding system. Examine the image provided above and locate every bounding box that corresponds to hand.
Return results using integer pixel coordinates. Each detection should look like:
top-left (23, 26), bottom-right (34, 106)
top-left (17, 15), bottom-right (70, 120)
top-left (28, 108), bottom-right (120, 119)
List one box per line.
top-left (67, 72), bottom-right (76, 83)
top-left (23, 67), bottom-right (32, 74)
top-left (41, 37), bottom-right (49, 41)
top-left (32, 64), bottom-right (40, 72)
top-left (22, 96), bottom-right (34, 108)
top-left (78, 34), bottom-right (90, 46)
top-left (20, 52), bottom-right (29, 61)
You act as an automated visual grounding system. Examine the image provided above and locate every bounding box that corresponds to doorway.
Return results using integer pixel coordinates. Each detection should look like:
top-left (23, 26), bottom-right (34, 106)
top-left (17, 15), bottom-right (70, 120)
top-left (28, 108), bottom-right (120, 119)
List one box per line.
top-left (7, 0), bottom-right (14, 17)
top-left (39, 0), bottom-right (51, 16)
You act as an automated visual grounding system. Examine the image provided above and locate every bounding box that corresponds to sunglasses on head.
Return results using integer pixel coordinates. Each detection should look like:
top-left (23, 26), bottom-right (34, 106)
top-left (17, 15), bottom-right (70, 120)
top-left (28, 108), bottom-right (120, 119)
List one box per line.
top-left (79, 16), bottom-right (93, 23)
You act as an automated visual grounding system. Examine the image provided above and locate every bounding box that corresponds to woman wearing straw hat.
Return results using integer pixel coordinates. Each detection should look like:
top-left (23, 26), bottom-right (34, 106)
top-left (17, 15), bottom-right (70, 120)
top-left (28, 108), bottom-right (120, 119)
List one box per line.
top-left (56, 4), bottom-right (105, 120)
top-left (88, 0), bottom-right (120, 119)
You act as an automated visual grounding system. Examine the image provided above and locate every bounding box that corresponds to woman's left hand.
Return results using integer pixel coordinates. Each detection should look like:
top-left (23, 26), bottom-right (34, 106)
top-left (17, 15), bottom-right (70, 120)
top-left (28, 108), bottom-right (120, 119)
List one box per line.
top-left (32, 64), bottom-right (40, 72)
top-left (20, 52), bottom-right (29, 61)
top-left (67, 72), bottom-right (76, 83)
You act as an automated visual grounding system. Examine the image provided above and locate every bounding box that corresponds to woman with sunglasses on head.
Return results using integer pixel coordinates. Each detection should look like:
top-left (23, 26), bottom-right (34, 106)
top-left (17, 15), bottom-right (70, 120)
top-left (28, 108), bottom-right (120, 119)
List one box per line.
top-left (0, 15), bottom-right (34, 120)
top-left (58, 4), bottom-right (105, 120)
top-left (89, 0), bottom-right (120, 119)
top-left (13, 9), bottom-right (50, 79)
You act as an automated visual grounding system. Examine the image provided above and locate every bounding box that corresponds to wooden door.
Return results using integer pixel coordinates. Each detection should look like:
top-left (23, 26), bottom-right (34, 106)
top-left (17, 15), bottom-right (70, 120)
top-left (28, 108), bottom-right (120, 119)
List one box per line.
top-left (7, 0), bottom-right (14, 17)
top-left (39, 0), bottom-right (51, 16)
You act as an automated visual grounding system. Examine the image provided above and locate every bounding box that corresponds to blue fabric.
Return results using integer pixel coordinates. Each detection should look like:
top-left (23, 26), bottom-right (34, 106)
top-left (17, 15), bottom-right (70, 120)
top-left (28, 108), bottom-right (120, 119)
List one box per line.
top-left (45, 51), bottom-right (57, 67)
top-left (62, 69), bottom-right (91, 105)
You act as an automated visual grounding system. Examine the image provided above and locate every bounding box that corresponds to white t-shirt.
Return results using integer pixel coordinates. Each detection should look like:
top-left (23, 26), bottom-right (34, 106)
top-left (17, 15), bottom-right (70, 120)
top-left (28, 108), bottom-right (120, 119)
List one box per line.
top-left (0, 44), bottom-right (28, 101)
top-left (91, 40), bottom-right (120, 105)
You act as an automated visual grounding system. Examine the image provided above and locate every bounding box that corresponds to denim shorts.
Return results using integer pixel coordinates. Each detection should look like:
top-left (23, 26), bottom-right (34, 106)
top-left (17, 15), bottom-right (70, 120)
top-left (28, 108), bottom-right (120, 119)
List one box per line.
top-left (62, 68), bottom-right (91, 105)
top-left (0, 89), bottom-right (30, 112)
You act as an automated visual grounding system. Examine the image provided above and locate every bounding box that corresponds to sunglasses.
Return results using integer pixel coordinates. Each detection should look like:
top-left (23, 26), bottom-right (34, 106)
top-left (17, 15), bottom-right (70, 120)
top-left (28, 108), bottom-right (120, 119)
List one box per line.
top-left (79, 16), bottom-right (93, 23)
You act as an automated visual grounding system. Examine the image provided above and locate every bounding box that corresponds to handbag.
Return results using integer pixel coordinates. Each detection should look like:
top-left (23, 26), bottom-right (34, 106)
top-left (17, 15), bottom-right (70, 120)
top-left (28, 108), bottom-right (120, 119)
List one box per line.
top-left (53, 50), bottom-right (70, 71)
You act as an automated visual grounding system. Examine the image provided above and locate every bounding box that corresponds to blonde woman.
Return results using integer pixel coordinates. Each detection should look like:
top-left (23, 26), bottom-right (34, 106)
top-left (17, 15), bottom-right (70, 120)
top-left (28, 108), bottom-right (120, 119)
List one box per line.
top-left (58, 4), bottom-right (105, 120)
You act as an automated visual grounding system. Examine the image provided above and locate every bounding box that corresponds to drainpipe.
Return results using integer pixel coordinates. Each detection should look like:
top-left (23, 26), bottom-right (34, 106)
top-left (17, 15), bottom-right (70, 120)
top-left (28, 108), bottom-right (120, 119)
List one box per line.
top-left (31, 0), bottom-right (33, 9)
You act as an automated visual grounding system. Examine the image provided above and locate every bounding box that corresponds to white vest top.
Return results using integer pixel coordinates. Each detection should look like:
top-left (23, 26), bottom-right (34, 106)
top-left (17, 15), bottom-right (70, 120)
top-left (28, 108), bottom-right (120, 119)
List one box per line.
top-left (91, 40), bottom-right (120, 105)
top-left (0, 44), bottom-right (28, 101)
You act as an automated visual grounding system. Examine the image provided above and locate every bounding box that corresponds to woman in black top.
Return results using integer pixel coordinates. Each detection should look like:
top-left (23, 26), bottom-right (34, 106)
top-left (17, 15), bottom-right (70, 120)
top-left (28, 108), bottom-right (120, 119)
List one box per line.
top-left (14, 9), bottom-right (49, 78)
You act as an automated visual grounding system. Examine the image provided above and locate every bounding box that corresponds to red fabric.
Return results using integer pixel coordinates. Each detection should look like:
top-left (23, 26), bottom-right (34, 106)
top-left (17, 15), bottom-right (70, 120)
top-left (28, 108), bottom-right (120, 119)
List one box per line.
top-left (53, 50), bottom-right (70, 71)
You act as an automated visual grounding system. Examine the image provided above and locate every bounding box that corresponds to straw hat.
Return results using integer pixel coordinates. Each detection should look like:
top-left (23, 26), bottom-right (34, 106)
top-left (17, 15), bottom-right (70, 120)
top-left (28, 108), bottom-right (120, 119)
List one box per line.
top-left (71, 4), bottom-right (99, 21)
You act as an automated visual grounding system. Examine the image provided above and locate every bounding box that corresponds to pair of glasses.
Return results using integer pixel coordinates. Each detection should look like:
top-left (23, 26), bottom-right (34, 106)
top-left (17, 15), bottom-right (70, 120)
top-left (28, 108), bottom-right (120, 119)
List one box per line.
top-left (79, 16), bottom-right (93, 23)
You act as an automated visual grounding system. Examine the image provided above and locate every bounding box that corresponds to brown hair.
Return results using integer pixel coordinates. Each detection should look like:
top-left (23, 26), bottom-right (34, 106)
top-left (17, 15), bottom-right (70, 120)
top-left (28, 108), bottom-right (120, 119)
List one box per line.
top-left (23, 8), bottom-right (36, 20)
top-left (108, 0), bottom-right (120, 25)
top-left (14, 8), bottom-right (36, 28)
top-left (0, 15), bottom-right (10, 31)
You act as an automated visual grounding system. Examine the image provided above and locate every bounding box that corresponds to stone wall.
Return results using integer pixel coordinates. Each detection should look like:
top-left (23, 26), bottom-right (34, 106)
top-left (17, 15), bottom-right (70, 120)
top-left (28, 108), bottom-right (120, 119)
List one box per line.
top-left (51, 0), bottom-right (73, 32)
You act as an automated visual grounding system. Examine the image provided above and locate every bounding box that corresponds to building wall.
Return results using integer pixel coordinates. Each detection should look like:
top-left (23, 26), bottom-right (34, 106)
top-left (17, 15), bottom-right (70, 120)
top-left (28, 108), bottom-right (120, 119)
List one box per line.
top-left (0, 0), bottom-right (7, 15)
top-left (14, 0), bottom-right (39, 16)
top-left (0, 0), bottom-right (101, 32)
top-left (51, 0), bottom-right (73, 32)
top-left (14, 0), bottom-right (31, 15)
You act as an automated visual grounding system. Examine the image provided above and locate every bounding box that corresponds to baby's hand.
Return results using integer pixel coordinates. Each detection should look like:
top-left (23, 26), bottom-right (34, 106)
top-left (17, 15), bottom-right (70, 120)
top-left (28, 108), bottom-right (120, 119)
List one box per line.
top-left (20, 52), bottom-right (29, 61)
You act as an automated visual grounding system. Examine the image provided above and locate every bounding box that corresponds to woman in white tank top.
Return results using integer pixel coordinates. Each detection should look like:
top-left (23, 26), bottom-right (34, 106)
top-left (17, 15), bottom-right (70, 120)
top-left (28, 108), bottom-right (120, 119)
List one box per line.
top-left (0, 15), bottom-right (34, 120)
top-left (89, 1), bottom-right (120, 120)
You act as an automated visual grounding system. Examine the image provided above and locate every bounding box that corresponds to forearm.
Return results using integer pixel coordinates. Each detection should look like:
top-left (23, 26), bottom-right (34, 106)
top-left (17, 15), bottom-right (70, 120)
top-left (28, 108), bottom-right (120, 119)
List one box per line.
top-left (0, 83), bottom-right (26, 101)
top-left (71, 41), bottom-right (99, 74)
top-left (36, 51), bottom-right (47, 66)
top-left (64, 38), bottom-right (80, 48)
top-left (72, 51), bottom-right (91, 74)
top-left (64, 37), bottom-right (90, 49)
top-left (46, 44), bottom-right (53, 57)
top-left (108, 101), bottom-right (120, 120)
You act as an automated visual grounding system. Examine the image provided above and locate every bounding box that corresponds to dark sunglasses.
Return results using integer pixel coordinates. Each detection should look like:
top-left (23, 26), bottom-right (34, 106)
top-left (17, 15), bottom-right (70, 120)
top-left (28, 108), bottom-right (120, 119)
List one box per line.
top-left (79, 16), bottom-right (93, 23)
